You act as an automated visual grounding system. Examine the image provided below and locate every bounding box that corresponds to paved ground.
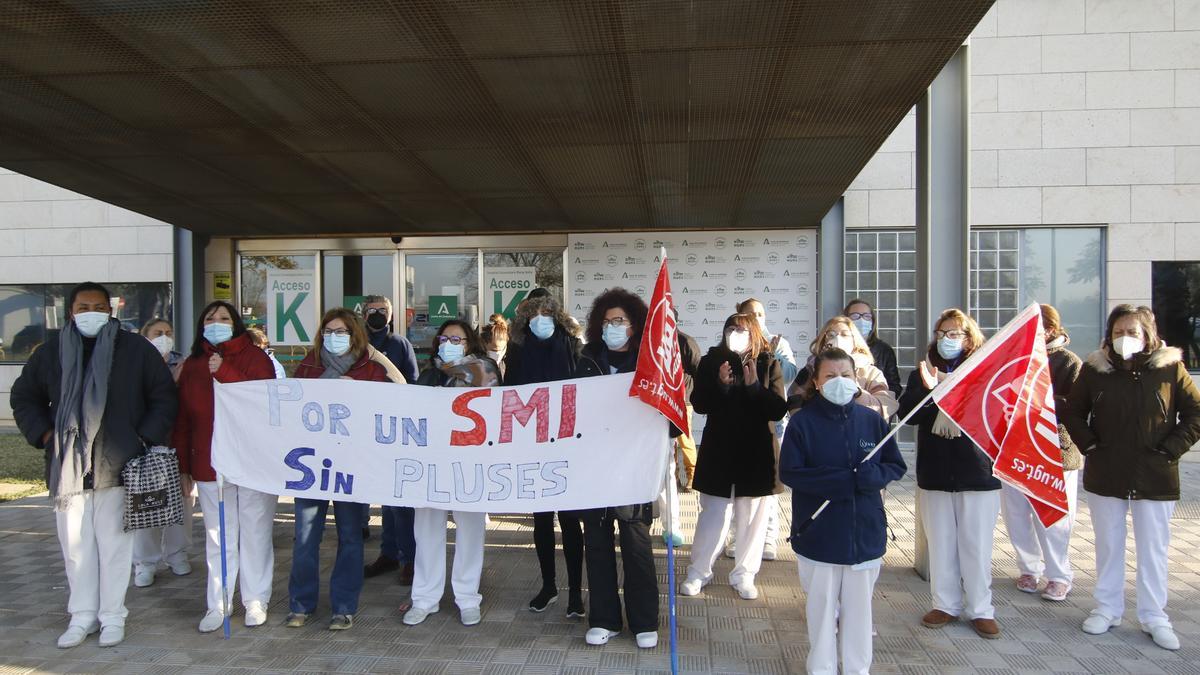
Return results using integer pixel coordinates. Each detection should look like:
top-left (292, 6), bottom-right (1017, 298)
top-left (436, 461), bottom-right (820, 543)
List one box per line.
top-left (2, 453), bottom-right (1200, 674)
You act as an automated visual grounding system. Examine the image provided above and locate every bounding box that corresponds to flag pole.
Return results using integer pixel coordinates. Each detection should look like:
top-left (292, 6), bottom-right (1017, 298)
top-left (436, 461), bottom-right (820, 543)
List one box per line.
top-left (217, 473), bottom-right (231, 639)
top-left (666, 453), bottom-right (679, 675)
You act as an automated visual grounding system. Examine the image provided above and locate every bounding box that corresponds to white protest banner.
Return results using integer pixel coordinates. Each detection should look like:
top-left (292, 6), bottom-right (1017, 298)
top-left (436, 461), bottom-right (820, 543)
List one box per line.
top-left (211, 373), bottom-right (670, 513)
top-left (483, 267), bottom-right (536, 320)
top-left (265, 269), bottom-right (318, 346)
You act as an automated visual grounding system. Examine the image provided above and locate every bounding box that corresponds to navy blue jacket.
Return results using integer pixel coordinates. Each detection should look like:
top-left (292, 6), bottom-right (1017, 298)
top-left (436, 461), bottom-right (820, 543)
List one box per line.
top-left (780, 396), bottom-right (907, 566)
top-left (367, 327), bottom-right (419, 384)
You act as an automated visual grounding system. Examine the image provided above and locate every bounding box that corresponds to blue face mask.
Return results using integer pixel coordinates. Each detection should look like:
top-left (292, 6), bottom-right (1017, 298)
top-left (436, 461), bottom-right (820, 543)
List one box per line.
top-left (853, 318), bottom-right (873, 338)
top-left (203, 322), bottom-right (233, 346)
top-left (937, 336), bottom-right (964, 361)
top-left (72, 311), bottom-right (110, 338)
top-left (602, 323), bottom-right (630, 350)
top-left (530, 315), bottom-right (555, 340)
top-left (820, 376), bottom-right (859, 406)
top-left (324, 333), bottom-right (351, 356)
top-left (439, 342), bottom-right (465, 363)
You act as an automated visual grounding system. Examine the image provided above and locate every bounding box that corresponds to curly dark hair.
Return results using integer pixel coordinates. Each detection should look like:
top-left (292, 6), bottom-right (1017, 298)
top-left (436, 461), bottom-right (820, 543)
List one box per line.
top-left (585, 287), bottom-right (648, 347)
top-left (431, 319), bottom-right (486, 359)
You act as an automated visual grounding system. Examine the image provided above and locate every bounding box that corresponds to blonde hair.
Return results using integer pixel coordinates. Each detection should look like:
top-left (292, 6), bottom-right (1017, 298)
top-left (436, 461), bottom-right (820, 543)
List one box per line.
top-left (809, 316), bottom-right (874, 363)
top-left (927, 308), bottom-right (985, 367)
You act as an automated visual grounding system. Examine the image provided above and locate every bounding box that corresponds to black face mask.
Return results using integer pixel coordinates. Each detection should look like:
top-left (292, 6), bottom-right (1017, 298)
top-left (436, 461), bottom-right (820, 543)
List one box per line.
top-left (366, 314), bottom-right (389, 331)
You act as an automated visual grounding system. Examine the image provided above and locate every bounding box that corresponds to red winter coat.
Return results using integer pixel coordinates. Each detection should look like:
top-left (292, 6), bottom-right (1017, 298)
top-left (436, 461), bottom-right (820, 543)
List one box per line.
top-left (173, 333), bottom-right (276, 482)
top-left (294, 349), bottom-right (389, 382)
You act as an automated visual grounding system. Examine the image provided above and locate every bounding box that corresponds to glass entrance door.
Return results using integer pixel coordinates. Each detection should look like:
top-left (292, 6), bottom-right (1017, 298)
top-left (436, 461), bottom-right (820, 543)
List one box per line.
top-left (404, 252), bottom-right (479, 360)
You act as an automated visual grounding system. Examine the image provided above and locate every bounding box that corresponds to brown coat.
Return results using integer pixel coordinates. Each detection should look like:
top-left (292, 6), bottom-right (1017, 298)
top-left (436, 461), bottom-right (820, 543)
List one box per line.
top-left (1061, 346), bottom-right (1200, 501)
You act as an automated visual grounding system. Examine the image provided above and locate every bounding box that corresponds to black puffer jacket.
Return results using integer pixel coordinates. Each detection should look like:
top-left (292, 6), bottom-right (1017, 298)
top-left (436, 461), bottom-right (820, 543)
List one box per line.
top-left (898, 368), bottom-right (1001, 492)
top-left (10, 331), bottom-right (178, 490)
top-left (869, 338), bottom-right (902, 397)
top-left (690, 347), bottom-right (788, 498)
top-left (1047, 344), bottom-right (1083, 471)
top-left (1061, 346), bottom-right (1200, 501)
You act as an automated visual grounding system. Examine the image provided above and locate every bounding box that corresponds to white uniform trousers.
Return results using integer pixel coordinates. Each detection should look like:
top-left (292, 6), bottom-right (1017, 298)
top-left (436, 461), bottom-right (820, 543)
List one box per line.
top-left (656, 449), bottom-right (681, 534)
top-left (687, 493), bottom-right (769, 586)
top-left (133, 478), bottom-right (195, 572)
top-left (411, 508), bottom-right (486, 612)
top-left (797, 558), bottom-right (879, 675)
top-left (56, 487), bottom-right (133, 628)
top-left (921, 488), bottom-right (1000, 620)
top-left (1001, 470), bottom-right (1078, 584)
top-left (196, 481), bottom-right (278, 613)
top-left (1087, 491), bottom-right (1176, 628)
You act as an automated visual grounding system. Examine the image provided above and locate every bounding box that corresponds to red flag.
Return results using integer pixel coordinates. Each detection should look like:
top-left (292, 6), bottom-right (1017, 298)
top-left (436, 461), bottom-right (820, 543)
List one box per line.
top-left (931, 303), bottom-right (1068, 527)
top-left (630, 251), bottom-right (690, 437)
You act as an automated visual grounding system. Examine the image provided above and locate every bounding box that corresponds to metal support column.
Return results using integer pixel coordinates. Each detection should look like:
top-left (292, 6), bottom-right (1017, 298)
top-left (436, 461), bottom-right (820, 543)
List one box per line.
top-left (172, 226), bottom-right (206, 351)
top-left (819, 197), bottom-right (845, 321)
top-left (913, 43), bottom-right (971, 581)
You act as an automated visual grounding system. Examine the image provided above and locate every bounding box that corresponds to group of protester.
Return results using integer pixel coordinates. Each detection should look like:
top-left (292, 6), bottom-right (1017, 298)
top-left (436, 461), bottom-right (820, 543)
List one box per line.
top-left (10, 281), bottom-right (1200, 675)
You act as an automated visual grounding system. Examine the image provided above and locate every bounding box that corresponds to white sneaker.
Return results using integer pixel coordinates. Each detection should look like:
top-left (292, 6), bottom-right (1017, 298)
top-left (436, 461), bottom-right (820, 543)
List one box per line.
top-left (244, 601), bottom-right (267, 627)
top-left (762, 542), bottom-right (777, 561)
top-left (724, 542), bottom-right (736, 559)
top-left (733, 580), bottom-right (759, 600)
top-left (167, 558), bottom-right (192, 576)
top-left (98, 625), bottom-right (124, 648)
top-left (133, 566), bottom-right (155, 588)
top-left (679, 576), bottom-right (708, 597)
top-left (1145, 625), bottom-right (1180, 651)
top-left (1081, 611), bottom-right (1121, 635)
top-left (585, 627), bottom-right (619, 645)
top-left (57, 622), bottom-right (99, 649)
top-left (198, 610), bottom-right (225, 633)
top-left (460, 607), bottom-right (481, 626)
top-left (636, 631), bottom-right (658, 648)
top-left (403, 606), bottom-right (438, 626)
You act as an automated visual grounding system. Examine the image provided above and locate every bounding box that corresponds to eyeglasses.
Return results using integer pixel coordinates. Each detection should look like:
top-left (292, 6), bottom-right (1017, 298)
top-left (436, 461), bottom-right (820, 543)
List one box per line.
top-left (827, 330), bottom-right (853, 340)
top-left (437, 335), bottom-right (467, 345)
top-left (602, 317), bottom-right (630, 327)
top-left (848, 312), bottom-right (873, 321)
top-left (364, 307), bottom-right (388, 315)
top-left (322, 329), bottom-right (350, 338)
top-left (934, 330), bottom-right (967, 340)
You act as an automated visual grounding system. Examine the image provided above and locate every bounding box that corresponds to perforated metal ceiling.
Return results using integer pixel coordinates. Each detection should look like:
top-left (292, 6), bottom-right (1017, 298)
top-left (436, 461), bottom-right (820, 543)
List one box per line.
top-left (0, 1), bottom-right (992, 236)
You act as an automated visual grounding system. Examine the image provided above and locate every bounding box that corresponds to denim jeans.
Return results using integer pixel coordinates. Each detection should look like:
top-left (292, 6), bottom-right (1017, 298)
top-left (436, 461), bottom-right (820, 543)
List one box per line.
top-left (289, 498), bottom-right (365, 616)
top-left (379, 506), bottom-right (416, 564)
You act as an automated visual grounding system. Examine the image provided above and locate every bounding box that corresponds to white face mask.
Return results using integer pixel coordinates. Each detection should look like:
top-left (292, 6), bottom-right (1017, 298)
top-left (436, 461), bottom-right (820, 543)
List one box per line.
top-left (1113, 335), bottom-right (1144, 360)
top-left (73, 311), bottom-right (110, 338)
top-left (820, 376), bottom-right (859, 406)
top-left (486, 349), bottom-right (504, 363)
top-left (757, 316), bottom-right (770, 337)
top-left (833, 335), bottom-right (855, 354)
top-left (150, 335), bottom-right (174, 356)
top-left (727, 330), bottom-right (751, 354)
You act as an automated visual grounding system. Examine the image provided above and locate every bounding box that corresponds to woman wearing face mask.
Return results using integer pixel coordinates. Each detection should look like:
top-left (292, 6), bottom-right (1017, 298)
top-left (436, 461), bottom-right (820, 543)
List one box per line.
top-left (843, 298), bottom-right (902, 397)
top-left (1001, 304), bottom-right (1083, 603)
top-left (173, 301), bottom-right (277, 633)
top-left (402, 320), bottom-right (500, 628)
top-left (780, 348), bottom-right (907, 675)
top-left (572, 289), bottom-right (662, 648)
top-left (130, 319), bottom-right (194, 589)
top-left (737, 298), bottom-right (798, 386)
top-left (1061, 305), bottom-right (1200, 651)
top-left (480, 314), bottom-right (509, 380)
top-left (681, 313), bottom-right (787, 601)
top-left (788, 316), bottom-right (897, 419)
top-left (285, 309), bottom-right (394, 632)
top-left (502, 290), bottom-right (588, 615)
top-left (898, 309), bottom-right (1002, 640)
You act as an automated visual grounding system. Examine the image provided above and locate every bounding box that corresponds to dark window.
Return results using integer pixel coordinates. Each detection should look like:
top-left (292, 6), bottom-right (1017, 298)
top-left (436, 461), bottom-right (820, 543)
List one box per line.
top-left (1152, 262), bottom-right (1200, 371)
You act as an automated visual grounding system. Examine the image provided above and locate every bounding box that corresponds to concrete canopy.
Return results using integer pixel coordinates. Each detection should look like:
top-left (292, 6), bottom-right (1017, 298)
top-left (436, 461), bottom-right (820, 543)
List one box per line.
top-left (0, 1), bottom-right (992, 237)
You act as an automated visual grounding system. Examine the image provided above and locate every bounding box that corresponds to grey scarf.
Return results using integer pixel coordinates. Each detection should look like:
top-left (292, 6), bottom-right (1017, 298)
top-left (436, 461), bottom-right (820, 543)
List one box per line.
top-left (319, 348), bottom-right (358, 379)
top-left (52, 318), bottom-right (118, 510)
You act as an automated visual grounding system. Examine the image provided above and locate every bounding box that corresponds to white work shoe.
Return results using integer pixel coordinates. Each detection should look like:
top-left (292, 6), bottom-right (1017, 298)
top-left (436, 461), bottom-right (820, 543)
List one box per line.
top-left (460, 607), bottom-right (481, 626)
top-left (636, 631), bottom-right (658, 648)
top-left (198, 610), bottom-right (226, 633)
top-left (678, 576), bottom-right (708, 597)
top-left (133, 566), bottom-right (155, 588)
top-left (167, 558), bottom-right (192, 576)
top-left (1145, 625), bottom-right (1180, 651)
top-left (57, 622), bottom-right (99, 648)
top-left (98, 625), bottom-right (124, 648)
top-left (762, 541), bottom-right (777, 561)
top-left (1081, 611), bottom-right (1121, 635)
top-left (733, 580), bottom-right (759, 600)
top-left (244, 601), bottom-right (268, 627)
top-left (403, 606), bottom-right (438, 626)
top-left (585, 627), bottom-right (619, 645)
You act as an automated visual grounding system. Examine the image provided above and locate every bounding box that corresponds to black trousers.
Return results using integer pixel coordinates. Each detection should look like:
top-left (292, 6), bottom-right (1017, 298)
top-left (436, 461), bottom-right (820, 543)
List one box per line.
top-left (580, 504), bottom-right (659, 633)
top-left (532, 510), bottom-right (583, 594)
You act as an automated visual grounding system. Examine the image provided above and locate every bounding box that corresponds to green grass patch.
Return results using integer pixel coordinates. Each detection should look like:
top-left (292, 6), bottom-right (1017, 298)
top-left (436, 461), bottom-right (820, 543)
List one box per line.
top-left (0, 433), bottom-right (47, 502)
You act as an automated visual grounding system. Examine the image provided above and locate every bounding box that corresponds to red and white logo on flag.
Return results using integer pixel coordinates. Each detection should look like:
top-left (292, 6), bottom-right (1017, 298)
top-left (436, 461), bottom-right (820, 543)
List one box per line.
top-left (932, 304), bottom-right (1068, 527)
top-left (630, 251), bottom-right (690, 437)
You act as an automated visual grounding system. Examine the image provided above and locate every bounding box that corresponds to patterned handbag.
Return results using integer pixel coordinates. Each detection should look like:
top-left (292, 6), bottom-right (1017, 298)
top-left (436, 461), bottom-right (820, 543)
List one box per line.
top-left (121, 446), bottom-right (183, 532)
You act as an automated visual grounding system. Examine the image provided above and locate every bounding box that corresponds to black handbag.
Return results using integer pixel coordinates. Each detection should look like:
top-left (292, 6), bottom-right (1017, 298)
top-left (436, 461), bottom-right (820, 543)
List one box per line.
top-left (121, 446), bottom-right (184, 532)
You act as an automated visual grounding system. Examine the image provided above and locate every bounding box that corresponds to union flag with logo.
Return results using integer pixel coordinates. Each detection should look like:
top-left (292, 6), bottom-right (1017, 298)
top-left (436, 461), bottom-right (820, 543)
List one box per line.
top-left (630, 250), bottom-right (690, 437)
top-left (932, 303), bottom-right (1069, 527)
